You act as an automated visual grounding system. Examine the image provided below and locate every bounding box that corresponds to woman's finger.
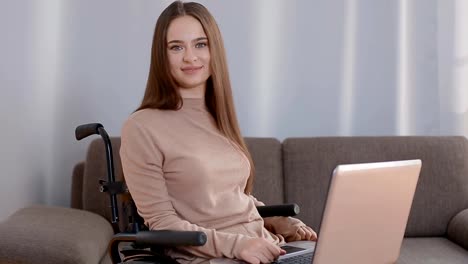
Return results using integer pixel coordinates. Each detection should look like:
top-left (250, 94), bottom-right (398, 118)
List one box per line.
top-left (258, 251), bottom-right (271, 263)
top-left (304, 226), bottom-right (318, 240)
top-left (265, 242), bottom-right (282, 257)
top-left (262, 243), bottom-right (279, 262)
top-left (297, 227), bottom-right (306, 239)
top-left (294, 232), bottom-right (302, 241)
top-left (300, 226), bottom-right (311, 240)
top-left (243, 255), bottom-right (260, 264)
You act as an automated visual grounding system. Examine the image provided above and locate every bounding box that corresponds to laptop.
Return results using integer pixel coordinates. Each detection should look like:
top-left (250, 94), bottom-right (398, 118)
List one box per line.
top-left (271, 159), bottom-right (422, 264)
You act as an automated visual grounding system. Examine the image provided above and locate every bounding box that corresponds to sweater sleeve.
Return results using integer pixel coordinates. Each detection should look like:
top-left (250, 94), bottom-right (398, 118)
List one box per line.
top-left (120, 117), bottom-right (251, 259)
top-left (249, 195), bottom-right (266, 207)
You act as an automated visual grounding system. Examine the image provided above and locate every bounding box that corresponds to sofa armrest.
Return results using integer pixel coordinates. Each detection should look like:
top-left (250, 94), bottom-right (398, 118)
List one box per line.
top-left (0, 205), bottom-right (114, 264)
top-left (447, 208), bottom-right (468, 250)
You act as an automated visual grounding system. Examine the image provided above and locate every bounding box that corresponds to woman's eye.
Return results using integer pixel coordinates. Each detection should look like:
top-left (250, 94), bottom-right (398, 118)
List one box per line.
top-left (195, 42), bottom-right (208, 48)
top-left (170, 45), bottom-right (183, 51)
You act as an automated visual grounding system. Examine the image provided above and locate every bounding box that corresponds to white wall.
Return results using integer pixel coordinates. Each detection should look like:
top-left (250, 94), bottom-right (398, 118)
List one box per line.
top-left (1, 0), bottom-right (467, 220)
top-left (1, 1), bottom-right (52, 219)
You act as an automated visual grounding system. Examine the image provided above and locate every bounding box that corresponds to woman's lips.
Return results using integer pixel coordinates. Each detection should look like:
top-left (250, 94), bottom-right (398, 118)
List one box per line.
top-left (181, 65), bottom-right (203, 74)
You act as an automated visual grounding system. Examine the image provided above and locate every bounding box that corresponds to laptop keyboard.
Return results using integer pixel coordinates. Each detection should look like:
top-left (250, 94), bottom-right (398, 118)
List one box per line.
top-left (272, 252), bottom-right (314, 264)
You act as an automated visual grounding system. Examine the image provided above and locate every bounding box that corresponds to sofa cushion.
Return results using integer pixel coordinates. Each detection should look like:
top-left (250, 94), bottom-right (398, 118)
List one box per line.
top-left (397, 237), bottom-right (468, 264)
top-left (0, 205), bottom-right (113, 264)
top-left (245, 137), bottom-right (284, 205)
top-left (447, 208), bottom-right (468, 250)
top-left (282, 136), bottom-right (468, 236)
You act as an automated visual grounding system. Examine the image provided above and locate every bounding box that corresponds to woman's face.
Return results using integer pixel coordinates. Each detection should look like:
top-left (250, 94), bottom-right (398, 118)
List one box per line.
top-left (166, 16), bottom-right (211, 91)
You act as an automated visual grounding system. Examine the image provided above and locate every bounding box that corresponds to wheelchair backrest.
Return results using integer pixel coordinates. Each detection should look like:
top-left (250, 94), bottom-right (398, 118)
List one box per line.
top-left (73, 137), bottom-right (285, 232)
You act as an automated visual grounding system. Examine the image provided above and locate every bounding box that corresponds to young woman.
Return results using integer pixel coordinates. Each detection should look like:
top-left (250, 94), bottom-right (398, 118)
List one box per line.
top-left (120, 1), bottom-right (317, 263)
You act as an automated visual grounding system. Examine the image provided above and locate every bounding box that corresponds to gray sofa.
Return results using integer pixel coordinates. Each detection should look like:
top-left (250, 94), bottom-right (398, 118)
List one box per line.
top-left (1, 136), bottom-right (468, 263)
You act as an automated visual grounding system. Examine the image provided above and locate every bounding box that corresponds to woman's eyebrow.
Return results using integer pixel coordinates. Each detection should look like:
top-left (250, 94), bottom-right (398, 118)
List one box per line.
top-left (167, 37), bottom-right (208, 45)
top-left (192, 37), bottom-right (208, 42)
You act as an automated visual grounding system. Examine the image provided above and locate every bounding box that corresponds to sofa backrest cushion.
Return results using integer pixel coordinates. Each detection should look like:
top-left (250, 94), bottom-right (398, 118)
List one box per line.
top-left (245, 138), bottom-right (284, 205)
top-left (282, 136), bottom-right (468, 237)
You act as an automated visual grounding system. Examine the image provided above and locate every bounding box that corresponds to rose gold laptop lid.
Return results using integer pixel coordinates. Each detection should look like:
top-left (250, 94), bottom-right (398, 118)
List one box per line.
top-left (312, 159), bottom-right (421, 264)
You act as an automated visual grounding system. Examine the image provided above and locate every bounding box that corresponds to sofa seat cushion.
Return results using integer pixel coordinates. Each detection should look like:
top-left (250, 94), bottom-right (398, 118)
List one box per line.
top-left (398, 237), bottom-right (468, 264)
top-left (0, 205), bottom-right (113, 264)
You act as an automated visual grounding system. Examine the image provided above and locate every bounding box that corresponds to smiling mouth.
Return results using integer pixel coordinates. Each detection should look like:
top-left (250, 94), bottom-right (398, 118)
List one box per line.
top-left (181, 66), bottom-right (203, 74)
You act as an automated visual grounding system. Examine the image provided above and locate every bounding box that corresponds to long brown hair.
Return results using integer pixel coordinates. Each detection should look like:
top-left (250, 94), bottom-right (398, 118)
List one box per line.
top-left (137, 1), bottom-right (255, 194)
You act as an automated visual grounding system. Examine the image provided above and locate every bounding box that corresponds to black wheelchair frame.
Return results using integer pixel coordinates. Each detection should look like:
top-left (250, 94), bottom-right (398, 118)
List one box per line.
top-left (75, 123), bottom-right (300, 263)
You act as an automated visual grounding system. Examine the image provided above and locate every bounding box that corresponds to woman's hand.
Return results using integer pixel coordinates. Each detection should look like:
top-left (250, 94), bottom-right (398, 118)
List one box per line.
top-left (264, 217), bottom-right (317, 242)
top-left (235, 237), bottom-right (286, 264)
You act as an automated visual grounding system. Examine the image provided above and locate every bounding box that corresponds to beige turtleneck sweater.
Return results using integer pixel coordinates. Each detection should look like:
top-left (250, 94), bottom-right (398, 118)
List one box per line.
top-left (120, 89), bottom-right (283, 263)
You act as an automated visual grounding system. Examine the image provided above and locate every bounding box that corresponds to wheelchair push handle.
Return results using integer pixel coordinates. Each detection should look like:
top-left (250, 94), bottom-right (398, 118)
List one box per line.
top-left (75, 122), bottom-right (120, 228)
top-left (75, 123), bottom-right (104, 140)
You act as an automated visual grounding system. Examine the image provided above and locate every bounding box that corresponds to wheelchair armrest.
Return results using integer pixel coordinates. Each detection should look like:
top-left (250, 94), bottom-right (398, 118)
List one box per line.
top-left (109, 230), bottom-right (207, 263)
top-left (256, 203), bottom-right (300, 218)
top-left (135, 230), bottom-right (207, 246)
top-left (109, 204), bottom-right (300, 262)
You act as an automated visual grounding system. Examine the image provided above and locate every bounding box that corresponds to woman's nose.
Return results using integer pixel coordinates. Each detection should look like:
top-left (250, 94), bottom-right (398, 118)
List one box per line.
top-left (183, 47), bottom-right (198, 62)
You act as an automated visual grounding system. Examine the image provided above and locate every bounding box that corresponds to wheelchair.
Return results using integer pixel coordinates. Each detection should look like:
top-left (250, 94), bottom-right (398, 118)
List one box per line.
top-left (75, 123), bottom-right (301, 264)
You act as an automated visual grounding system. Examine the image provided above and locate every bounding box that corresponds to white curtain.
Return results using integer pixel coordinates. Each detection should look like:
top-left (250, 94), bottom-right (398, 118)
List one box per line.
top-left (231, 0), bottom-right (468, 138)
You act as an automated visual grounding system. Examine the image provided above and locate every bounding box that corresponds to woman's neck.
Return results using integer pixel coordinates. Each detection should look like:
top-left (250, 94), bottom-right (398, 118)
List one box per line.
top-left (179, 85), bottom-right (205, 99)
